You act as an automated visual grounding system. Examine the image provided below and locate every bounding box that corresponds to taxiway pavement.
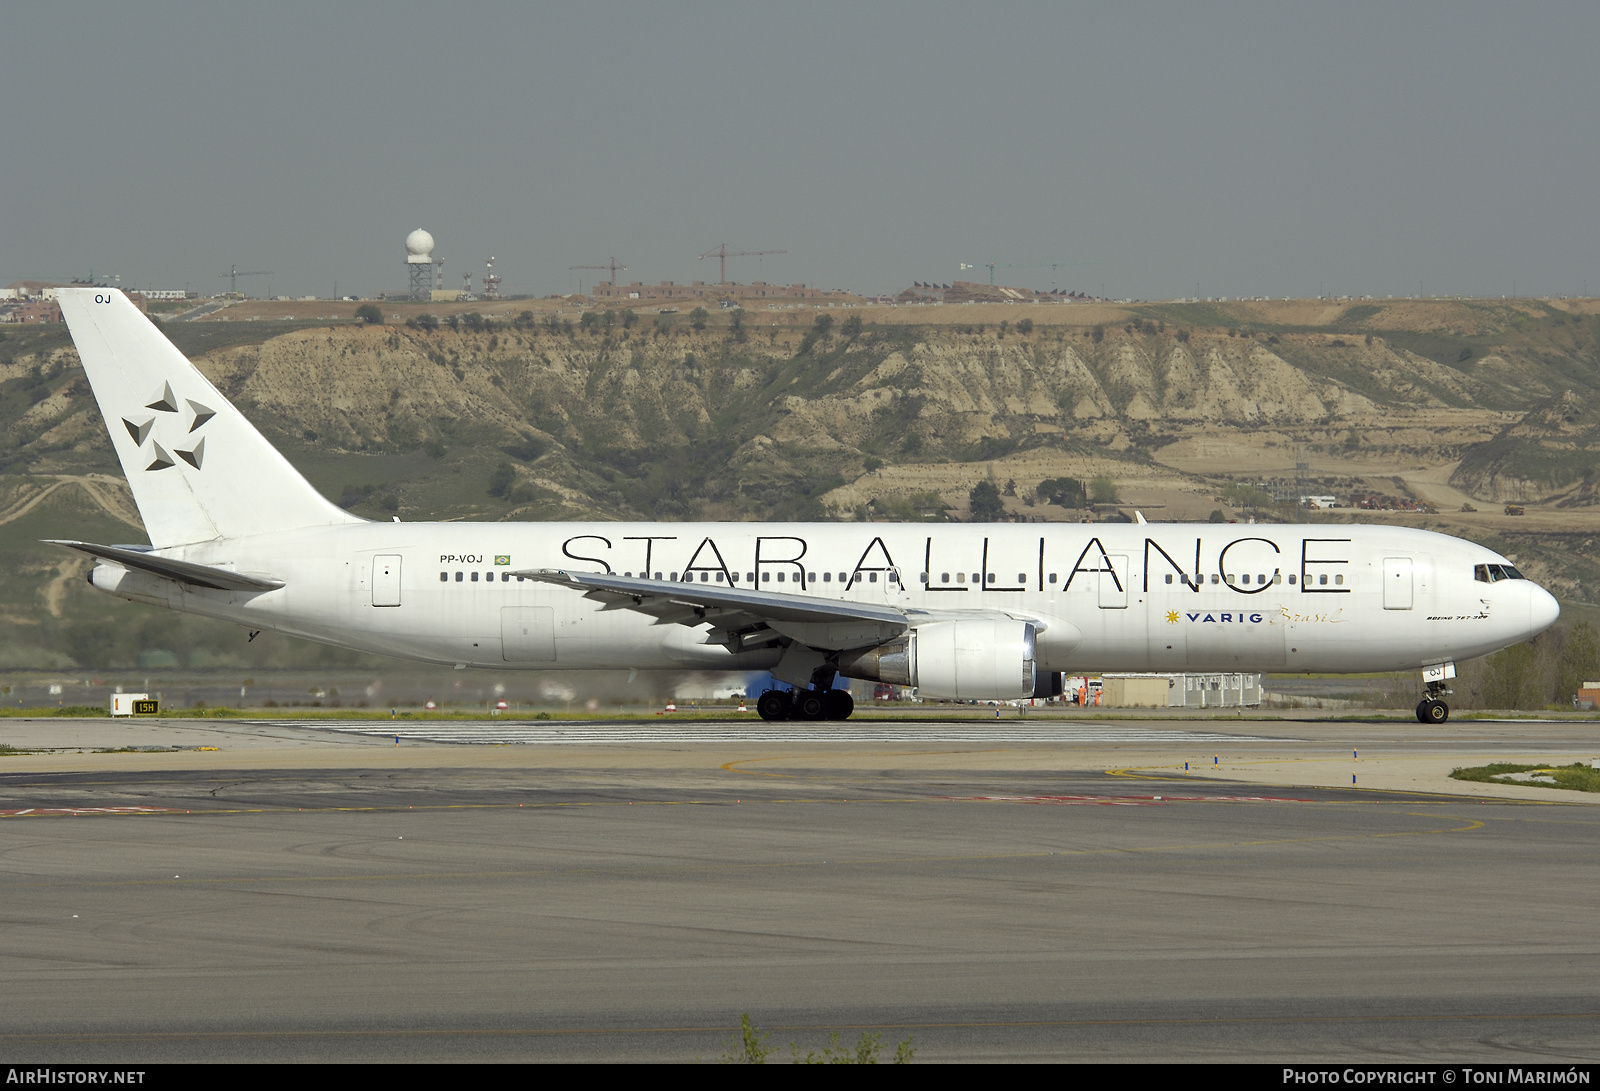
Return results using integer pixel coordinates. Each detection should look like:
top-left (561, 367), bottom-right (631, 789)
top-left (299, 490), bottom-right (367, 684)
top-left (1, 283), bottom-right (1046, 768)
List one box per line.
top-left (0, 715), bottom-right (1596, 1061)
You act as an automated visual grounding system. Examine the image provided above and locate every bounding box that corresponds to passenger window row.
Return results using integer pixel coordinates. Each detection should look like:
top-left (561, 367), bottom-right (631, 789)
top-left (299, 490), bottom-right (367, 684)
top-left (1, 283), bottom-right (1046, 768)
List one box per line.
top-left (1162, 573), bottom-right (1284, 585)
top-left (1157, 572), bottom-right (1340, 586)
top-left (432, 567), bottom-right (1359, 589)
top-left (928, 572), bottom-right (1034, 584)
top-left (619, 571), bottom-right (895, 584)
top-left (435, 570), bottom-right (904, 586)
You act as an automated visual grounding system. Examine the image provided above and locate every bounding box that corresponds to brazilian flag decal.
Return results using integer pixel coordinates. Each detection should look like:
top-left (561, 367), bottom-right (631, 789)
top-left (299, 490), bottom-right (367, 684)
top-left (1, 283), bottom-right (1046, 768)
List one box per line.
top-left (494, 555), bottom-right (511, 566)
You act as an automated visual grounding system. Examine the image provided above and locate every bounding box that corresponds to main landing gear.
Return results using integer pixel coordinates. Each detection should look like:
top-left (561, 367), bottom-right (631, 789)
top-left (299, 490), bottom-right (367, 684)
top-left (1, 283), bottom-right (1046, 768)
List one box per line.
top-left (756, 679), bottom-right (855, 722)
top-left (1415, 662), bottom-right (1456, 724)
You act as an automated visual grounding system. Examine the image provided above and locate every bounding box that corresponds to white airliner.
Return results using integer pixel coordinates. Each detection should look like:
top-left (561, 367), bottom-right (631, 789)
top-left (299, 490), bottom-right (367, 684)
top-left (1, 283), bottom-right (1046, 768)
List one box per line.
top-left (52, 289), bottom-right (1558, 724)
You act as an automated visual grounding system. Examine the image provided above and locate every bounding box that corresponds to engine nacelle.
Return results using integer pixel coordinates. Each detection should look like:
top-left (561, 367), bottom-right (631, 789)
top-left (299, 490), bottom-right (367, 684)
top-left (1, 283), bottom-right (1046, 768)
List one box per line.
top-left (89, 563), bottom-right (180, 608)
top-left (837, 619), bottom-right (1037, 701)
top-left (1033, 670), bottom-right (1065, 699)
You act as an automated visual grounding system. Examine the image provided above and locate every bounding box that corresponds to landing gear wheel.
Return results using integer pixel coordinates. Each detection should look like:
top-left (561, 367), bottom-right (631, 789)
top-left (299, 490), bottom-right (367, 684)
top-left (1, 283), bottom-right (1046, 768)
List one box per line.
top-left (757, 691), bottom-right (790, 722)
top-left (1416, 698), bottom-right (1449, 724)
top-left (794, 690), bottom-right (827, 721)
top-left (822, 689), bottom-right (854, 721)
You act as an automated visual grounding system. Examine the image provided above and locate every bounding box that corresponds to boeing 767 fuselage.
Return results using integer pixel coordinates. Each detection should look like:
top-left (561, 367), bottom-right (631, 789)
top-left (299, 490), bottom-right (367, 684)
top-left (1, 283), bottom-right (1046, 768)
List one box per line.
top-left (52, 289), bottom-right (1559, 723)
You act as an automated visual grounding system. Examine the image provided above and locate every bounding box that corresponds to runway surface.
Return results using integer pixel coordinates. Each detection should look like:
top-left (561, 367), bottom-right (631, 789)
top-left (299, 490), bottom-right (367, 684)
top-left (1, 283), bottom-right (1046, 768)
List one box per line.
top-left (0, 715), bottom-right (1597, 1062)
top-left (268, 718), bottom-right (1298, 745)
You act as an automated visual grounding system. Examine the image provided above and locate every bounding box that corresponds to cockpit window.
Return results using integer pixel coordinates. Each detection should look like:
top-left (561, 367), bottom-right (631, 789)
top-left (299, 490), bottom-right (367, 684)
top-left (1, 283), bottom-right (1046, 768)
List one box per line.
top-left (1475, 563), bottom-right (1526, 583)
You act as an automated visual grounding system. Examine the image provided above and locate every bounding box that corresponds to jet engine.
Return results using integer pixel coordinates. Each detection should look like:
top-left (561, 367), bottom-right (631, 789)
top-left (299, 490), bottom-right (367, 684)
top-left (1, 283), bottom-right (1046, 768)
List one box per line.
top-left (836, 618), bottom-right (1037, 701)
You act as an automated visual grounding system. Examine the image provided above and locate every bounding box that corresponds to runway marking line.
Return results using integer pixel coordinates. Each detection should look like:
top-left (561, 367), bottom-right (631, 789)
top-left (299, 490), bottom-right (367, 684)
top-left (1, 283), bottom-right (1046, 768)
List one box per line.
top-left (1103, 766), bottom-right (1587, 804)
top-left (721, 750), bottom-right (1023, 779)
top-left (1391, 814), bottom-right (1483, 835)
top-left (6, 810), bottom-right (1492, 890)
top-left (0, 806), bottom-right (178, 817)
top-left (946, 794), bottom-right (1313, 806)
top-left (265, 720), bottom-right (1296, 746)
top-left (1, 1008), bottom-right (1595, 1045)
top-left (0, 790), bottom-right (1535, 825)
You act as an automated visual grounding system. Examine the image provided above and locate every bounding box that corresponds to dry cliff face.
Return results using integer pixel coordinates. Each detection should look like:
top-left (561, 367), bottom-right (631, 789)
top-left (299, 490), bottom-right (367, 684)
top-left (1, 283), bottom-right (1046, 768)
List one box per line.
top-left (6, 305), bottom-right (1595, 519)
top-left (1453, 390), bottom-right (1600, 504)
top-left (199, 326), bottom-right (536, 449)
top-left (171, 323), bottom-right (1581, 508)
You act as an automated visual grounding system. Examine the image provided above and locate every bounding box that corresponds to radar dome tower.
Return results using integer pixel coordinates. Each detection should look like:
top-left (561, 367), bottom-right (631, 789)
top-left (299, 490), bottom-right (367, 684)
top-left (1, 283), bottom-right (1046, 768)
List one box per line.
top-left (405, 229), bottom-right (438, 301)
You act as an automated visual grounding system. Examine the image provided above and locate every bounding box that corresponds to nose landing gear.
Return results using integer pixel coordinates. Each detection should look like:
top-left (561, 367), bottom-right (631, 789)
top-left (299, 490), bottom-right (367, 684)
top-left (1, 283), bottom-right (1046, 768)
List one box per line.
top-left (1416, 696), bottom-right (1449, 724)
top-left (1415, 663), bottom-right (1456, 723)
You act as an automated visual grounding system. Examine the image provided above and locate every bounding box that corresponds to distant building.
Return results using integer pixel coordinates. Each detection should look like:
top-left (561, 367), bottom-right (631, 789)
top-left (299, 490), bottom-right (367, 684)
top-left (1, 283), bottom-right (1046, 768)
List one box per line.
top-left (1575, 682), bottom-right (1600, 711)
top-left (894, 279), bottom-right (1081, 304)
top-left (1100, 672), bottom-right (1262, 708)
top-left (3, 280), bottom-right (69, 300)
top-left (590, 280), bottom-right (859, 304)
top-left (1099, 674), bottom-right (1170, 708)
top-left (13, 298), bottom-right (62, 323)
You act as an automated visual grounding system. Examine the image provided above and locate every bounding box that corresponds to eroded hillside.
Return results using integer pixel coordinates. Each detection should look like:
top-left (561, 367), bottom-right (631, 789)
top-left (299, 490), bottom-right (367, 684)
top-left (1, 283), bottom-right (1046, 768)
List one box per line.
top-left (4, 295), bottom-right (1600, 668)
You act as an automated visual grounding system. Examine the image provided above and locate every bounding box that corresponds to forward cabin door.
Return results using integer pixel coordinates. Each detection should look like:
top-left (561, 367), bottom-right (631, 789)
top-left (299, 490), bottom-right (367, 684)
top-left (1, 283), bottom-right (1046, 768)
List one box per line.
top-left (372, 555), bottom-right (402, 607)
top-left (1383, 557), bottom-right (1413, 610)
top-left (1098, 555), bottom-right (1129, 609)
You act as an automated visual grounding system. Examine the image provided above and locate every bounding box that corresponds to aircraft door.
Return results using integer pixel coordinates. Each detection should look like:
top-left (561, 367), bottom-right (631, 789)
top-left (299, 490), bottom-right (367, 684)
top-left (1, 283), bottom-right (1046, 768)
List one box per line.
top-left (501, 606), bottom-right (556, 662)
top-left (1383, 557), bottom-right (1413, 610)
top-left (1098, 555), bottom-right (1129, 609)
top-left (372, 555), bottom-right (401, 607)
top-left (846, 565), bottom-right (902, 600)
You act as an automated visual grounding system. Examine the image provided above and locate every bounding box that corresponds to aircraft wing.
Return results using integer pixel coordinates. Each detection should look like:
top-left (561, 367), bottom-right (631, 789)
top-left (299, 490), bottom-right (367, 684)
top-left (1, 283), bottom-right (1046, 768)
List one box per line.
top-left (44, 540), bottom-right (285, 592)
top-left (518, 568), bottom-right (914, 651)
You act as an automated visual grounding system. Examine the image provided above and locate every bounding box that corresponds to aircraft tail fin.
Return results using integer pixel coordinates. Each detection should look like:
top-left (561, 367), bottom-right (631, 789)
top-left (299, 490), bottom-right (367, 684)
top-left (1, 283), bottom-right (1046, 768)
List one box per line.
top-left (58, 288), bottom-right (362, 547)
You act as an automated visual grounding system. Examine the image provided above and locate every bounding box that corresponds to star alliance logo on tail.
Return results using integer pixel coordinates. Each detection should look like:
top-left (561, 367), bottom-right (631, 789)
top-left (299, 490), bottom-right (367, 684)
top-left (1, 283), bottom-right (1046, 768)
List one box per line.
top-left (122, 383), bottom-right (214, 472)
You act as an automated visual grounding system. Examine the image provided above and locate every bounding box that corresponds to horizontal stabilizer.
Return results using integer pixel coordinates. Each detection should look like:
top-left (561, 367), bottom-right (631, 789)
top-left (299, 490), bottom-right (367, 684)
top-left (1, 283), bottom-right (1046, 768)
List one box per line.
top-left (44, 540), bottom-right (284, 592)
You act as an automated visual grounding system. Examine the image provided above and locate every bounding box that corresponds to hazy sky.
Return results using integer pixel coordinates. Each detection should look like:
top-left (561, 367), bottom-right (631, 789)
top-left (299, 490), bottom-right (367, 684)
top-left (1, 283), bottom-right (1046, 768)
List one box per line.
top-left (5, 3), bottom-right (1597, 301)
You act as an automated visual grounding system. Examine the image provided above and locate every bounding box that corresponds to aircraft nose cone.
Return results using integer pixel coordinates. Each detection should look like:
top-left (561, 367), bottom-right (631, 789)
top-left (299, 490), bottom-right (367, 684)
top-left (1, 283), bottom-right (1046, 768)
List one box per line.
top-left (1530, 584), bottom-right (1560, 636)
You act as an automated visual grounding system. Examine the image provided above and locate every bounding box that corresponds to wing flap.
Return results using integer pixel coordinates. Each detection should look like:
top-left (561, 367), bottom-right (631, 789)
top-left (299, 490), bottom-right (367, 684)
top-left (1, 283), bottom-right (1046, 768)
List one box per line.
top-left (518, 569), bottom-right (1058, 653)
top-left (518, 568), bottom-right (910, 650)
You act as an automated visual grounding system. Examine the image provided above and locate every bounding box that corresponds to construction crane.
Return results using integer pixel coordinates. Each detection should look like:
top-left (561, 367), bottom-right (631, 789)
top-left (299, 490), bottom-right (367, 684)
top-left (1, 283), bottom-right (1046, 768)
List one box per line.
top-left (697, 244), bottom-right (787, 285)
top-left (567, 257), bottom-right (627, 287)
top-left (1002, 260), bottom-right (1103, 277)
top-left (218, 265), bottom-right (272, 295)
top-left (956, 261), bottom-right (1000, 284)
top-left (961, 260), bottom-right (1103, 287)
